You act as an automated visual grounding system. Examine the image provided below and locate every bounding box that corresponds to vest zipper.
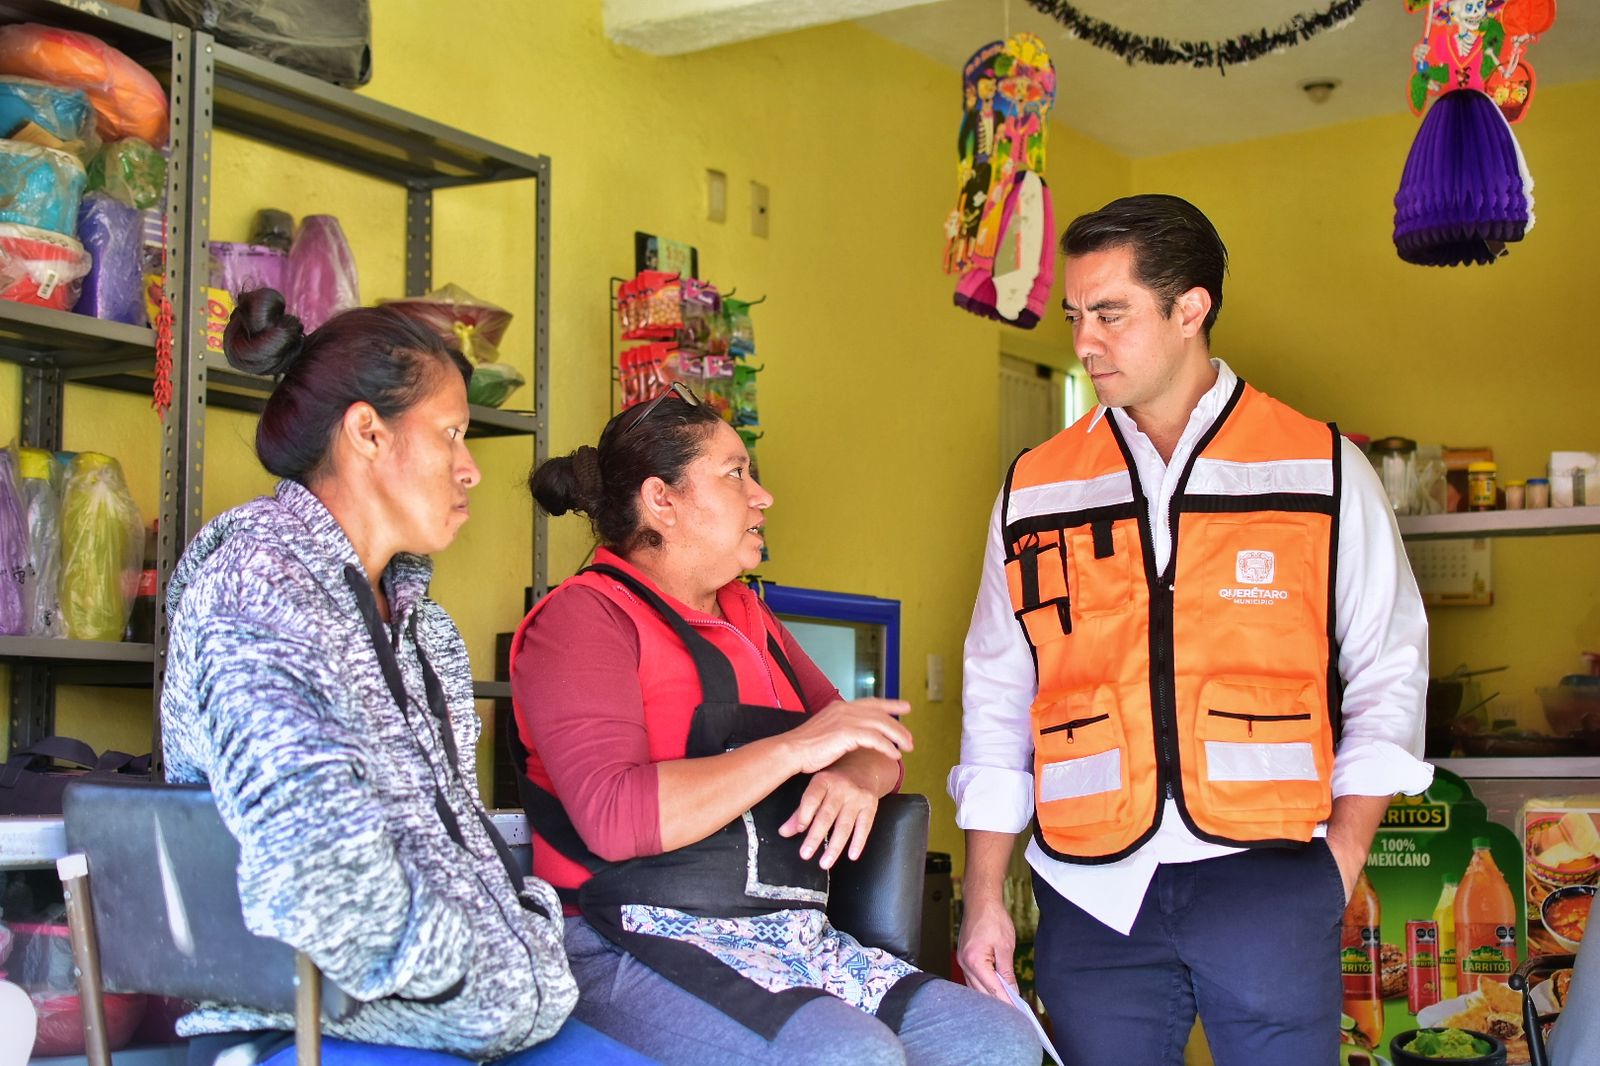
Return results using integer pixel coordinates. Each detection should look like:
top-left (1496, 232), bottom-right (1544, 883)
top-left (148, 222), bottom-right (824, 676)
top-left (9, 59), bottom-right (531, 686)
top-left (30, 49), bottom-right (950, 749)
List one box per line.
top-left (687, 616), bottom-right (782, 705)
top-left (1206, 709), bottom-right (1313, 737)
top-left (1039, 713), bottom-right (1110, 742)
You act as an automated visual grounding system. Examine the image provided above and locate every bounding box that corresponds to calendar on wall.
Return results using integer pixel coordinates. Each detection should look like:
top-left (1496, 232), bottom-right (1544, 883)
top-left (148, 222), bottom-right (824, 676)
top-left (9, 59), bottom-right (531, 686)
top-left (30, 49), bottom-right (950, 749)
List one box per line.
top-left (1404, 538), bottom-right (1493, 607)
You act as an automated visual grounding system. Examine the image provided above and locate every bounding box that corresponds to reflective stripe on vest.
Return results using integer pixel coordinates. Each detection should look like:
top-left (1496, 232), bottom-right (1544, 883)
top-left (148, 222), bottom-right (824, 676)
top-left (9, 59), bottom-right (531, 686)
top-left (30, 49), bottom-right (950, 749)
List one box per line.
top-left (1001, 378), bottom-right (1342, 863)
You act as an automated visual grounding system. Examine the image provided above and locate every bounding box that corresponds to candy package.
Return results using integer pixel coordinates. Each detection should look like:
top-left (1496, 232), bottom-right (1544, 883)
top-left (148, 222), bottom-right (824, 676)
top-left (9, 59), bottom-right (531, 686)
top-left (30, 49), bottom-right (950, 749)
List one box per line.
top-left (285, 214), bottom-right (358, 332)
top-left (678, 278), bottom-right (725, 356)
top-left (73, 192), bottom-right (143, 324)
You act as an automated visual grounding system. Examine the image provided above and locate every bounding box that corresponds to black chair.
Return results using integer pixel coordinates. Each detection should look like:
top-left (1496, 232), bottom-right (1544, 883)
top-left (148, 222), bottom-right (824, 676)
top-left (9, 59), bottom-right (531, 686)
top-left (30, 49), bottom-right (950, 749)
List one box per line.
top-left (1512, 932), bottom-right (1600, 1066)
top-left (59, 778), bottom-right (357, 1066)
top-left (58, 780), bottom-right (930, 1065)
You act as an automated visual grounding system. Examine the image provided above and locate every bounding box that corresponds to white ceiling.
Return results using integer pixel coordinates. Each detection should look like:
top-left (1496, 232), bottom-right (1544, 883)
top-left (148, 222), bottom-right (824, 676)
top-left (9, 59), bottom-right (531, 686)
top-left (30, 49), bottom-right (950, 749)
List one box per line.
top-left (854, 0), bottom-right (1600, 158)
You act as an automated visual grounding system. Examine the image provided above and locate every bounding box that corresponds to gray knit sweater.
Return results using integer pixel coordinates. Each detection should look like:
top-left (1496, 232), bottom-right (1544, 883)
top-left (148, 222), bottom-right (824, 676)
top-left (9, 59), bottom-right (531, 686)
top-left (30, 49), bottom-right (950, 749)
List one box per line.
top-left (160, 480), bottom-right (577, 1058)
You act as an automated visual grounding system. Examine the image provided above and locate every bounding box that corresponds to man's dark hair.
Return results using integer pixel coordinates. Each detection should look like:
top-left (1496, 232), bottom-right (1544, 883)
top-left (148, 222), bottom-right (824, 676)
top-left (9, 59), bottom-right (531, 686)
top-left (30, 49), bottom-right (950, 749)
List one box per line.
top-left (1061, 194), bottom-right (1228, 341)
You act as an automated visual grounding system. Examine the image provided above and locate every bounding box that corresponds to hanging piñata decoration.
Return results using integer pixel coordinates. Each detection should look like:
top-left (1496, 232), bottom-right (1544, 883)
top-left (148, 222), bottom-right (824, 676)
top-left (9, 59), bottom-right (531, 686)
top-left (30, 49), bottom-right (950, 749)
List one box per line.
top-left (944, 33), bottom-right (1056, 328)
top-left (1393, 0), bottom-right (1555, 267)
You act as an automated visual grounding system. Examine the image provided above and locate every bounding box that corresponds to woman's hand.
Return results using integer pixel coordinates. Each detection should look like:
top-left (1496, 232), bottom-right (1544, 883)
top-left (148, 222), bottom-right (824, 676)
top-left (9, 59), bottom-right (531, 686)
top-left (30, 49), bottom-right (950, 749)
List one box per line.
top-left (779, 698), bottom-right (912, 776)
top-left (779, 749), bottom-right (895, 869)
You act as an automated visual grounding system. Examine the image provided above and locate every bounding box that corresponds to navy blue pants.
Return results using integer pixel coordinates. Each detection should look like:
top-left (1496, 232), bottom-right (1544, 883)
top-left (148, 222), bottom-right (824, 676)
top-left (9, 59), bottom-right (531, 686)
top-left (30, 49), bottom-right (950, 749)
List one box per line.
top-left (1032, 840), bottom-right (1345, 1066)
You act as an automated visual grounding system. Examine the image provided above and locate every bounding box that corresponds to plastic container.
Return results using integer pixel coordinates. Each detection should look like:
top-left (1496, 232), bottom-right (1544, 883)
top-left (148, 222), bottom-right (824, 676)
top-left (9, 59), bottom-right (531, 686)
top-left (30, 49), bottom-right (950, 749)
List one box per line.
top-left (1466, 461), bottom-right (1498, 512)
top-left (1389, 1028), bottom-right (1506, 1066)
top-left (0, 140), bottom-right (86, 234)
top-left (1455, 837), bottom-right (1517, 995)
top-left (1526, 477), bottom-right (1549, 508)
top-left (1502, 480), bottom-right (1524, 510)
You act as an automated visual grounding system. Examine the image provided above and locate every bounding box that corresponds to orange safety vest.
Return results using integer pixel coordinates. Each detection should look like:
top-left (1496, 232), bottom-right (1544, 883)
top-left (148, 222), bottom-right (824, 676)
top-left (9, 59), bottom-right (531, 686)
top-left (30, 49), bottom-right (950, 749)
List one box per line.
top-left (1001, 377), bottom-right (1343, 863)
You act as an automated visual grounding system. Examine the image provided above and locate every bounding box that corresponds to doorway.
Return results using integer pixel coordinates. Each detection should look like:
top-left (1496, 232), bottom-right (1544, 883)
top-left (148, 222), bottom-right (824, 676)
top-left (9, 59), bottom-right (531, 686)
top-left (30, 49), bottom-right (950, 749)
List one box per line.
top-left (998, 354), bottom-right (1076, 479)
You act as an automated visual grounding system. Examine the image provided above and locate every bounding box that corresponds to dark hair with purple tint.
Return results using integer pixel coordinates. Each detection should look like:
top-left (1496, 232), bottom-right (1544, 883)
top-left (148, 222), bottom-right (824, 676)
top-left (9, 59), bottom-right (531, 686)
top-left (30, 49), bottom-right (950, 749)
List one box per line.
top-left (223, 288), bottom-right (472, 483)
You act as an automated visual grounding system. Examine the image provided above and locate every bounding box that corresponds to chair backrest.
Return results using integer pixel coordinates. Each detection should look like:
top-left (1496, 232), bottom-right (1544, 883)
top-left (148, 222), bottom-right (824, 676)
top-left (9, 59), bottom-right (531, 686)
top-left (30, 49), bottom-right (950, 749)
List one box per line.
top-left (824, 793), bottom-right (929, 963)
top-left (61, 778), bottom-right (356, 1020)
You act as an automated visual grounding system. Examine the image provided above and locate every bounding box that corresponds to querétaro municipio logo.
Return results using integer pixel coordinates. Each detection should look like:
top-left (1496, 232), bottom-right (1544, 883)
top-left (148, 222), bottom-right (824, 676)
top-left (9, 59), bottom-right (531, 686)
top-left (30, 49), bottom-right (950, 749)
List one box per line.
top-left (1235, 550), bottom-right (1275, 585)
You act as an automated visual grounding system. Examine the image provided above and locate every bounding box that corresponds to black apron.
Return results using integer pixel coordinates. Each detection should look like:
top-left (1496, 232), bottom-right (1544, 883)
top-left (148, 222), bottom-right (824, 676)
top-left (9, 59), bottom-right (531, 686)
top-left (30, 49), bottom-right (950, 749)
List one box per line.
top-left (514, 564), bottom-right (931, 1038)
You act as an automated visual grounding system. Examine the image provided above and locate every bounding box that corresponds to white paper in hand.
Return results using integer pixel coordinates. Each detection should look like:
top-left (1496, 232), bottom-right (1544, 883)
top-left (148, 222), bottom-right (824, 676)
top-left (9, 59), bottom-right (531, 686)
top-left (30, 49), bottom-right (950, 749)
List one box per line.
top-left (1003, 982), bottom-right (1064, 1066)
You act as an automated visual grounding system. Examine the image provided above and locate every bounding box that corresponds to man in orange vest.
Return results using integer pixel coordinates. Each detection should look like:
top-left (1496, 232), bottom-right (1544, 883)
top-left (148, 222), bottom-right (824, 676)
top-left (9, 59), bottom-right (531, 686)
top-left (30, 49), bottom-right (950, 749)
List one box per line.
top-left (951, 194), bottom-right (1433, 1063)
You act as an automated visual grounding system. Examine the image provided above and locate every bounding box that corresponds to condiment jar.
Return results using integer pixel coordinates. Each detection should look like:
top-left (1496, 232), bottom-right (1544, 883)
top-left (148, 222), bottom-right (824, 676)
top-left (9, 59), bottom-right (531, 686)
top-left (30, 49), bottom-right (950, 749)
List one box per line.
top-left (1466, 461), bottom-right (1498, 511)
top-left (1369, 436), bottom-right (1419, 515)
top-left (1503, 480), bottom-right (1525, 510)
top-left (1526, 477), bottom-right (1550, 508)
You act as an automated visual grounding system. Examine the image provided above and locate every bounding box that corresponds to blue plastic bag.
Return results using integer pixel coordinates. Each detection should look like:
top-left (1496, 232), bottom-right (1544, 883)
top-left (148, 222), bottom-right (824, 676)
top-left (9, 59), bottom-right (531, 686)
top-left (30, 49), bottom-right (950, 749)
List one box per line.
top-left (0, 141), bottom-right (84, 235)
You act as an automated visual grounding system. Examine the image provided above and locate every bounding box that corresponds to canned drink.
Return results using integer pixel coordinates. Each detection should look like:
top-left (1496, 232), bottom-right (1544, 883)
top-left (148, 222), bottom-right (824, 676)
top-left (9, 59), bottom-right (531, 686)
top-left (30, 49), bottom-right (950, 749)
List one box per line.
top-left (1408, 919), bottom-right (1442, 1014)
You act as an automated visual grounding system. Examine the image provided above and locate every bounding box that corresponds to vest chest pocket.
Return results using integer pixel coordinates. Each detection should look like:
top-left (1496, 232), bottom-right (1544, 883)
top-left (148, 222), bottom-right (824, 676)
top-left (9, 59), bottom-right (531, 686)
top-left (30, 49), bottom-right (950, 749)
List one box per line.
top-left (1065, 520), bottom-right (1135, 617)
top-left (1197, 677), bottom-right (1330, 814)
top-left (1006, 536), bottom-right (1071, 646)
top-left (1034, 687), bottom-right (1128, 827)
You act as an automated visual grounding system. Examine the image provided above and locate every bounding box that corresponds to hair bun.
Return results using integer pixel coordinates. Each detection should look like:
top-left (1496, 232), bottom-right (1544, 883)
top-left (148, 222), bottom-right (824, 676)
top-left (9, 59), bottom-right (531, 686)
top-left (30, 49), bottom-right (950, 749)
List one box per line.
top-left (224, 288), bottom-right (306, 377)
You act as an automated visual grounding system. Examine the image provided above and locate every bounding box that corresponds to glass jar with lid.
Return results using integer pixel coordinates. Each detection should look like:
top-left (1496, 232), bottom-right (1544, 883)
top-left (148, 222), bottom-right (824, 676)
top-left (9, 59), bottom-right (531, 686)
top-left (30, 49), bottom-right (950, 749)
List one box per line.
top-left (1369, 436), bottom-right (1419, 515)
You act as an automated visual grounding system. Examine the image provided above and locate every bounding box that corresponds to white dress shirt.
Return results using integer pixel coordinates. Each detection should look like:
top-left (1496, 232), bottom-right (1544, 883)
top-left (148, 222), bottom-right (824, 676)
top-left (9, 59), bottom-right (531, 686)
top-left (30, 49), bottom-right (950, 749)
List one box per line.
top-left (949, 359), bottom-right (1435, 934)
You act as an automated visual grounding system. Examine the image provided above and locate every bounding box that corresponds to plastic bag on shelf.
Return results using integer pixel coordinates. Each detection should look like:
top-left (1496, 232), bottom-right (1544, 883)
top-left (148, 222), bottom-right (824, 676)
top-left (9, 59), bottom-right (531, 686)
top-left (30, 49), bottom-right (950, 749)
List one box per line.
top-left (85, 137), bottom-right (166, 210)
top-left (208, 241), bottom-right (287, 300)
top-left (0, 76), bottom-right (96, 152)
top-left (17, 447), bottom-right (63, 637)
top-left (622, 271), bottom-right (683, 341)
top-left (467, 362), bottom-right (524, 408)
top-left (678, 278), bottom-right (724, 355)
top-left (0, 140), bottom-right (86, 235)
top-left (145, 0), bottom-right (372, 88)
top-left (59, 451), bottom-right (142, 642)
top-left (0, 24), bottom-right (168, 146)
top-left (381, 282), bottom-right (513, 364)
top-left (285, 214), bottom-right (358, 332)
top-left (0, 448), bottom-right (30, 635)
top-left (724, 297), bottom-right (756, 357)
top-left (0, 222), bottom-right (91, 310)
top-left (73, 191), bottom-right (143, 324)
top-left (9, 919), bottom-right (146, 1055)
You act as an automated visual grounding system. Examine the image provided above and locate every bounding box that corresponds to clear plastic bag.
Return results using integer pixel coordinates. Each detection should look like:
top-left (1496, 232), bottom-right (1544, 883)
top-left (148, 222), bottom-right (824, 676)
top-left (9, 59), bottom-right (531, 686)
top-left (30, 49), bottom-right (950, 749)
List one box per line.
top-left (18, 447), bottom-right (63, 637)
top-left (0, 141), bottom-right (86, 235)
top-left (85, 138), bottom-right (166, 210)
top-left (73, 192), bottom-right (143, 324)
top-left (59, 451), bottom-right (142, 642)
top-left (9, 919), bottom-right (146, 1055)
top-left (208, 241), bottom-right (287, 300)
top-left (0, 448), bottom-right (30, 635)
top-left (0, 222), bottom-right (91, 310)
top-left (0, 24), bottom-right (168, 146)
top-left (0, 76), bottom-right (96, 150)
top-left (285, 214), bottom-right (358, 332)
top-left (381, 282), bottom-right (513, 364)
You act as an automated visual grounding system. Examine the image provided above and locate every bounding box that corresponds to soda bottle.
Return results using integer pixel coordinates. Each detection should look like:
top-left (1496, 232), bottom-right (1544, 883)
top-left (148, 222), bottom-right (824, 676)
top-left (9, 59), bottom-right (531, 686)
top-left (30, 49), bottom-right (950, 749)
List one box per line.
top-left (1432, 877), bottom-right (1459, 998)
top-left (1455, 838), bottom-right (1517, 994)
top-left (1341, 868), bottom-right (1383, 1048)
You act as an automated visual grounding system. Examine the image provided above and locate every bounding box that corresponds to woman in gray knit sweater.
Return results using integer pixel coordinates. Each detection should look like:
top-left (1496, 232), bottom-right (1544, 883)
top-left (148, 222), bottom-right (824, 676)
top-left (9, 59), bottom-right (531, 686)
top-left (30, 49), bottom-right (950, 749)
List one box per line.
top-left (159, 290), bottom-right (651, 1065)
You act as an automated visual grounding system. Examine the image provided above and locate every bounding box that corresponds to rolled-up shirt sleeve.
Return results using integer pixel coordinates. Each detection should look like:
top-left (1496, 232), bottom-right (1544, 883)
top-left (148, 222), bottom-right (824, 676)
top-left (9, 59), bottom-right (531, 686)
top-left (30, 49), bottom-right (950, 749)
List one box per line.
top-left (1330, 439), bottom-right (1435, 799)
top-left (949, 492), bottom-right (1037, 833)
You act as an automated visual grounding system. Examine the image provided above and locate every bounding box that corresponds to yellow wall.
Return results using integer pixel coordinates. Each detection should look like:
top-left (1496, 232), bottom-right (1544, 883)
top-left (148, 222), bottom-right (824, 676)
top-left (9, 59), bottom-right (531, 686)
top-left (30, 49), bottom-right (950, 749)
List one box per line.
top-left (0, 2), bottom-right (1128, 864)
top-left (6, 0), bottom-right (1592, 870)
top-left (1133, 79), bottom-right (1600, 729)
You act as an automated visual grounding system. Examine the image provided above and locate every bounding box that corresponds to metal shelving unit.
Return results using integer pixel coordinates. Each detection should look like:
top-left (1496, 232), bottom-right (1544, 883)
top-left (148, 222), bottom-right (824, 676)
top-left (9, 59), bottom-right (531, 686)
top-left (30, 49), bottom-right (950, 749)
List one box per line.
top-left (1435, 757), bottom-right (1600, 780)
top-left (1, 2), bottom-right (552, 762)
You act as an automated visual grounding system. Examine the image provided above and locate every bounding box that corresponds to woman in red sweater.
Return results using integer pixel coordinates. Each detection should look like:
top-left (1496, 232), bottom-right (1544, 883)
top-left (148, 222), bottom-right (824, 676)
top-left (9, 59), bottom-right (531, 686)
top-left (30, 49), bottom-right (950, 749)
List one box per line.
top-left (512, 384), bottom-right (1036, 1065)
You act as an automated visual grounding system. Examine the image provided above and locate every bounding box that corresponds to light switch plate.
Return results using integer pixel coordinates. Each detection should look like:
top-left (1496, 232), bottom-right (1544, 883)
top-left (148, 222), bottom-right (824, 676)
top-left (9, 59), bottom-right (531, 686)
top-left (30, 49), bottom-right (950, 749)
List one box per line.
top-left (927, 653), bottom-right (945, 702)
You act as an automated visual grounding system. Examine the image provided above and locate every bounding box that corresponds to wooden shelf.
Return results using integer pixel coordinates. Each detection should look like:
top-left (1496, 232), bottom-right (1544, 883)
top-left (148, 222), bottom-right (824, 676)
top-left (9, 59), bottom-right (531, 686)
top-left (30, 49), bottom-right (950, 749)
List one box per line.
top-left (1397, 506), bottom-right (1600, 540)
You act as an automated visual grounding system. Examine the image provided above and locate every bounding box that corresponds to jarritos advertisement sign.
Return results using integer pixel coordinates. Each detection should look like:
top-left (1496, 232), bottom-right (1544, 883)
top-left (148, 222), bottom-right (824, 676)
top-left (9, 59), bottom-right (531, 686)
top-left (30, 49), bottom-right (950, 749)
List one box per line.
top-left (1338, 770), bottom-right (1528, 1065)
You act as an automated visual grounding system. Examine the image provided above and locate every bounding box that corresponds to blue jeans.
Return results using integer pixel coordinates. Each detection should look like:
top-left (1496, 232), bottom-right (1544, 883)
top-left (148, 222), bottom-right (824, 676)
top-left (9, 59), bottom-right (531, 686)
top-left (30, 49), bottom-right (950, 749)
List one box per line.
top-left (249, 1020), bottom-right (656, 1065)
top-left (1032, 839), bottom-right (1346, 1066)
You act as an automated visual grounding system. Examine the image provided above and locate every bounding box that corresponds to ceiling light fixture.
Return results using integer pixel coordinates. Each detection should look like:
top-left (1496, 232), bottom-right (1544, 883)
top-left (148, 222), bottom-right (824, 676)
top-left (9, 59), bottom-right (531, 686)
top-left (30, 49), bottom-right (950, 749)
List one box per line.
top-left (1301, 78), bottom-right (1341, 104)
